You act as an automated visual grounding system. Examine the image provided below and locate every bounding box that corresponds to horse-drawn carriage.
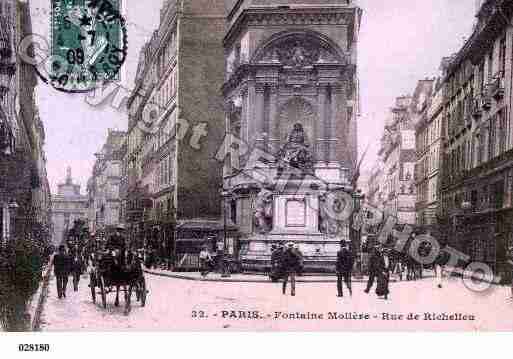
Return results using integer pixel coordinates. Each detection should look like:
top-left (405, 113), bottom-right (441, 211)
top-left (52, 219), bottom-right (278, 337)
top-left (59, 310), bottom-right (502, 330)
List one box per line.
top-left (89, 250), bottom-right (148, 314)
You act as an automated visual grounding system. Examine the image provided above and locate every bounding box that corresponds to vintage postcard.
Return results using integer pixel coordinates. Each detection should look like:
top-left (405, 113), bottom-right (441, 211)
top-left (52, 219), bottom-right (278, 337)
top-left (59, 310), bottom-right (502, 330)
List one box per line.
top-left (1, 0), bottom-right (513, 341)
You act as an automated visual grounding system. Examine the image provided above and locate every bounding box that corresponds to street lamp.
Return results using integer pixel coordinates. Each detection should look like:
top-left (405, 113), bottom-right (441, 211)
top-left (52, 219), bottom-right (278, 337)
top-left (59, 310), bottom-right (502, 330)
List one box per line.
top-left (221, 187), bottom-right (231, 278)
top-left (352, 189), bottom-right (365, 278)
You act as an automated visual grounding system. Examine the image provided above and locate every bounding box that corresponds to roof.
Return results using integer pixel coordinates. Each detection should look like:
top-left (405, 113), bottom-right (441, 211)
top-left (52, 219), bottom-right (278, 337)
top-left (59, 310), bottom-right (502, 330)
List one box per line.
top-left (176, 219), bottom-right (238, 231)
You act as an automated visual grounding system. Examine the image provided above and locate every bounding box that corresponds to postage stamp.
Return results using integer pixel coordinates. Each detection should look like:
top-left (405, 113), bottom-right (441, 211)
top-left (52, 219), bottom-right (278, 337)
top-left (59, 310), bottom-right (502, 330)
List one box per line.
top-left (49, 0), bottom-right (127, 92)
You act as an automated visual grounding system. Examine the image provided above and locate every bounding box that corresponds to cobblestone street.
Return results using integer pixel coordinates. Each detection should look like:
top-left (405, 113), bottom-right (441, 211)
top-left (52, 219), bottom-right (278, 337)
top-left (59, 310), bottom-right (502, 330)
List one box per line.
top-left (40, 272), bottom-right (513, 331)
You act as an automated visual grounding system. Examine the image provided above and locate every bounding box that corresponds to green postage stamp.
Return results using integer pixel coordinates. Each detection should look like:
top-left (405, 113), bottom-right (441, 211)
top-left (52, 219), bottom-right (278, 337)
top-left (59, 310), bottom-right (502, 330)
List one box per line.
top-left (50, 0), bottom-right (127, 92)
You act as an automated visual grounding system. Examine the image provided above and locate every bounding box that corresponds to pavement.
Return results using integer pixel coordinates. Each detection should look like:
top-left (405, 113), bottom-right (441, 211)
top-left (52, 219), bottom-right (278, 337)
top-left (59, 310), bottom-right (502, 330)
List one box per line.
top-left (143, 267), bottom-right (377, 283)
top-left (40, 270), bottom-right (513, 331)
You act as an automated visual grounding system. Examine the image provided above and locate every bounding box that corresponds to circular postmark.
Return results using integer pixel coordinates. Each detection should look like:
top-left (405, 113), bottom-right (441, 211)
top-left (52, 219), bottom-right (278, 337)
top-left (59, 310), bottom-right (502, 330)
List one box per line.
top-left (41, 0), bottom-right (127, 93)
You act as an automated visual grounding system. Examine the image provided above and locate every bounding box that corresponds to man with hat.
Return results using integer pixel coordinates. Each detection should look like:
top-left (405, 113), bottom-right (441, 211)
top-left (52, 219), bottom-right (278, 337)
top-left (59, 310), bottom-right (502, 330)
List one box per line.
top-left (364, 244), bottom-right (384, 294)
top-left (53, 244), bottom-right (71, 299)
top-left (336, 240), bottom-right (354, 297)
top-left (270, 243), bottom-right (285, 282)
top-left (199, 244), bottom-right (213, 277)
top-left (106, 224), bottom-right (127, 267)
top-left (508, 245), bottom-right (513, 298)
top-left (282, 242), bottom-right (301, 296)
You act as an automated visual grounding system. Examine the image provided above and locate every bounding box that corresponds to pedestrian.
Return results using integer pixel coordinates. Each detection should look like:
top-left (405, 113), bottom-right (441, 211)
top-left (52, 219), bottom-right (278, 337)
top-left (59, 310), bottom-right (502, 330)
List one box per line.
top-left (364, 245), bottom-right (381, 294)
top-left (434, 250), bottom-right (448, 289)
top-left (336, 240), bottom-right (354, 297)
top-left (393, 254), bottom-right (404, 281)
top-left (53, 245), bottom-right (71, 299)
top-left (70, 253), bottom-right (83, 292)
top-left (199, 245), bottom-right (213, 277)
top-left (270, 244), bottom-right (285, 282)
top-left (375, 248), bottom-right (390, 300)
top-left (293, 244), bottom-right (304, 276)
top-left (282, 242), bottom-right (301, 296)
top-left (508, 246), bottom-right (513, 298)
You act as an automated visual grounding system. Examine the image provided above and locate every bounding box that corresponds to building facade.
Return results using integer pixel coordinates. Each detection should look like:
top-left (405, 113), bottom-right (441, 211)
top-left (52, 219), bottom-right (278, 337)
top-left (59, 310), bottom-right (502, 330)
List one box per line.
top-left (222, 0), bottom-right (362, 270)
top-left (439, 0), bottom-right (513, 274)
top-left (366, 162), bottom-right (384, 210)
top-left (414, 78), bottom-right (441, 228)
top-left (376, 96), bottom-right (417, 225)
top-left (51, 168), bottom-right (88, 247)
top-left (0, 1), bottom-right (51, 245)
top-left (125, 0), bottom-right (227, 263)
top-left (87, 130), bottom-right (126, 236)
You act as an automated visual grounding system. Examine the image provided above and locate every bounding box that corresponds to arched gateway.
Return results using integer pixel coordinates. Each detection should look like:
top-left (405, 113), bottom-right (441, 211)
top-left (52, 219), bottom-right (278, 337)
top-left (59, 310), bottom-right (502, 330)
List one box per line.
top-left (222, 1), bottom-right (363, 272)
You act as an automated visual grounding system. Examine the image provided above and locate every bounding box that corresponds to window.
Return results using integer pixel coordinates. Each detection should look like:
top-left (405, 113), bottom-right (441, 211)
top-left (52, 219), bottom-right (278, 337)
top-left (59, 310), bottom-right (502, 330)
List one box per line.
top-left (500, 36), bottom-right (506, 76)
top-left (498, 110), bottom-right (507, 154)
top-left (488, 50), bottom-right (494, 82)
top-left (492, 181), bottom-right (504, 209)
top-left (478, 133), bottom-right (484, 165)
top-left (169, 155), bottom-right (174, 185)
top-left (164, 156), bottom-right (169, 185)
top-left (489, 117), bottom-right (497, 160)
top-left (479, 62), bottom-right (485, 93)
top-left (230, 200), bottom-right (237, 224)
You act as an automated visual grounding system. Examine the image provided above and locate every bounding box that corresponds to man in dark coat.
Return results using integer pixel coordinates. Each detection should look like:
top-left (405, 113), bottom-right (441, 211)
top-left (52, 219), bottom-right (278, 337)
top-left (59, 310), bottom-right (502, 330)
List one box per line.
top-left (70, 253), bottom-right (83, 292)
top-left (53, 245), bottom-right (71, 299)
top-left (376, 248), bottom-right (391, 299)
top-left (336, 240), bottom-right (355, 297)
top-left (282, 242), bottom-right (301, 296)
top-left (106, 226), bottom-right (126, 267)
top-left (364, 245), bottom-right (384, 294)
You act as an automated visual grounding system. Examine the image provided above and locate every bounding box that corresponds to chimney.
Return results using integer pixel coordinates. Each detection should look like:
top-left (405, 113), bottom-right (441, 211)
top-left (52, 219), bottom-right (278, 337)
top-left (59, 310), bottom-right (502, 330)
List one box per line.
top-left (475, 0), bottom-right (483, 16)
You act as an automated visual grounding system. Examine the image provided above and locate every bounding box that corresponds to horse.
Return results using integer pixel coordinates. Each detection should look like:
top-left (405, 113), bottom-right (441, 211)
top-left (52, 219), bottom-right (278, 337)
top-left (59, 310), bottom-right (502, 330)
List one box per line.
top-left (95, 251), bottom-right (144, 314)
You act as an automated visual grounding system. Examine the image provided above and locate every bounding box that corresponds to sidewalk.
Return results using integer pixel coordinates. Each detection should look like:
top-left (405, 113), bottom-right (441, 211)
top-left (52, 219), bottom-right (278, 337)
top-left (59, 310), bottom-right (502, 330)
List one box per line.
top-left (143, 267), bottom-right (414, 283)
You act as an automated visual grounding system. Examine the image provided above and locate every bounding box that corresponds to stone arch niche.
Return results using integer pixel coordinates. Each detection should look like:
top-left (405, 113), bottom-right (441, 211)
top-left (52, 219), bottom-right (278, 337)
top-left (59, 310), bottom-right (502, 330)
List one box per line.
top-left (277, 97), bottom-right (315, 150)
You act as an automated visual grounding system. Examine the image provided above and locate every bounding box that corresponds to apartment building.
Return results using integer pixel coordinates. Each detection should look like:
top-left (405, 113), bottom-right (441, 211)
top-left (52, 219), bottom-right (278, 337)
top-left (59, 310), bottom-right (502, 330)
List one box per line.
top-left (439, 0), bottom-right (513, 273)
top-left (125, 0), bottom-right (226, 262)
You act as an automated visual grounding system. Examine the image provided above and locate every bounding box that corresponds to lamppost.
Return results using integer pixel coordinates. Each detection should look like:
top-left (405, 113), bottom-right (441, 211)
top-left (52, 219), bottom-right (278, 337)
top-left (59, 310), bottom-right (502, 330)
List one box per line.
top-left (221, 187), bottom-right (231, 278)
top-left (352, 189), bottom-right (365, 278)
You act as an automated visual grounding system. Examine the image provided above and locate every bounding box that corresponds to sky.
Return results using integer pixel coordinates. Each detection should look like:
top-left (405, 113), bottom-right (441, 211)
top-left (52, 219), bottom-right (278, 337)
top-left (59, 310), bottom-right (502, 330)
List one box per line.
top-left (28, 0), bottom-right (476, 194)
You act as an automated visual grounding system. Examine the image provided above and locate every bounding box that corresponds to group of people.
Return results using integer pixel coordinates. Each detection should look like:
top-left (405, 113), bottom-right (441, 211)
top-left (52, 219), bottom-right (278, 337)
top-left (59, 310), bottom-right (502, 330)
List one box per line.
top-left (53, 225), bottom-right (136, 300)
top-left (52, 245), bottom-right (85, 299)
top-left (199, 244), bottom-right (233, 277)
top-left (269, 241), bottom-right (392, 299)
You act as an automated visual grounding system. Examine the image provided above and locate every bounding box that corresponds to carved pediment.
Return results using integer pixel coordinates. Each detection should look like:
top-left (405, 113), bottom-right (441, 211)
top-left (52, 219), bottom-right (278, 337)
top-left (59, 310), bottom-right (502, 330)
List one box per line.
top-left (257, 37), bottom-right (340, 68)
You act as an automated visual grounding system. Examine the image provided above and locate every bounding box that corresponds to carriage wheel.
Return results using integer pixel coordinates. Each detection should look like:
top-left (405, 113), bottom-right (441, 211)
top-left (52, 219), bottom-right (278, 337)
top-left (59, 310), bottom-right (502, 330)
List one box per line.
top-left (140, 277), bottom-right (147, 307)
top-left (99, 276), bottom-right (107, 309)
top-left (90, 274), bottom-right (96, 304)
top-left (124, 285), bottom-right (132, 315)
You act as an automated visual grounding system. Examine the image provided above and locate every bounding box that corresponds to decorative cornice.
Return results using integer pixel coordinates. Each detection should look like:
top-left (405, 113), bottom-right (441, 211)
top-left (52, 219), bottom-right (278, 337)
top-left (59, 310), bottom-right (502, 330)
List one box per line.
top-left (225, 7), bottom-right (357, 48)
top-left (246, 11), bottom-right (350, 27)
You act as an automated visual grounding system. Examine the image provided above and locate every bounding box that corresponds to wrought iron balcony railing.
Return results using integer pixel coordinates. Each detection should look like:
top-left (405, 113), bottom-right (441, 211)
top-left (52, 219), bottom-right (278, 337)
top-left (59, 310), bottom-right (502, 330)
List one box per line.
top-left (481, 90), bottom-right (492, 110)
top-left (489, 75), bottom-right (505, 101)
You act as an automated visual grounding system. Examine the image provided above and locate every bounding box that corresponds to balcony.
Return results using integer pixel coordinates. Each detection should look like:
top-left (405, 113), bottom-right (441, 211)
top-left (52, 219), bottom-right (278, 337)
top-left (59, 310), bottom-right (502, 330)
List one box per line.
top-left (489, 75), bottom-right (505, 101)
